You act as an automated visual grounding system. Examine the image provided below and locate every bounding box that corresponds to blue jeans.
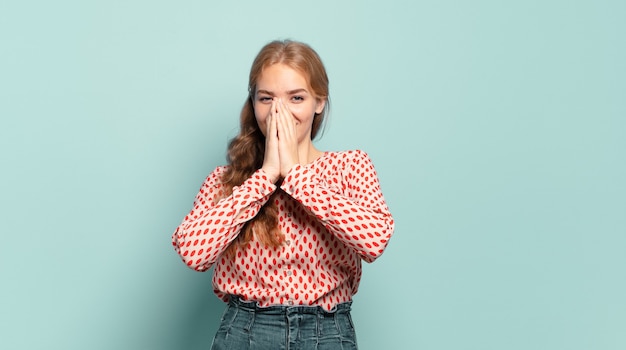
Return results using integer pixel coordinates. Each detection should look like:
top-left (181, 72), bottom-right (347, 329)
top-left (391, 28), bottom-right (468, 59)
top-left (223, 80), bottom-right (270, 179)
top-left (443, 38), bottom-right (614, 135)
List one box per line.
top-left (210, 296), bottom-right (358, 350)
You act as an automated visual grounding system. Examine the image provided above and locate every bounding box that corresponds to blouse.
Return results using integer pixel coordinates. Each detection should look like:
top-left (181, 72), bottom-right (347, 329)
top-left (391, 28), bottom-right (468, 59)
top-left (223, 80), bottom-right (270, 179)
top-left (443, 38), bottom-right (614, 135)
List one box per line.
top-left (172, 150), bottom-right (394, 311)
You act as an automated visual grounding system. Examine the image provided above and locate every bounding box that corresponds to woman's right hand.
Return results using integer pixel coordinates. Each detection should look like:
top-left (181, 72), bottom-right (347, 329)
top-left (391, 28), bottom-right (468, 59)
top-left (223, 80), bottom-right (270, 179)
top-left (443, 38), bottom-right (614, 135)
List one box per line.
top-left (261, 99), bottom-right (280, 183)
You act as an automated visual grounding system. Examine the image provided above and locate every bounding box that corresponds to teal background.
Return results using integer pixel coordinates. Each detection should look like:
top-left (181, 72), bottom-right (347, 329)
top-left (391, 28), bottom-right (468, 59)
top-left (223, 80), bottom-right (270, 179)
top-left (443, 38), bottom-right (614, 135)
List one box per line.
top-left (1, 0), bottom-right (624, 349)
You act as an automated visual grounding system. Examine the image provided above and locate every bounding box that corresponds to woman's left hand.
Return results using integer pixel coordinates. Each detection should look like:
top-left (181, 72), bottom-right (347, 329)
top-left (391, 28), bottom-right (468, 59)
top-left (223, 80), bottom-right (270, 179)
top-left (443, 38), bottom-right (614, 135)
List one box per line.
top-left (275, 98), bottom-right (299, 177)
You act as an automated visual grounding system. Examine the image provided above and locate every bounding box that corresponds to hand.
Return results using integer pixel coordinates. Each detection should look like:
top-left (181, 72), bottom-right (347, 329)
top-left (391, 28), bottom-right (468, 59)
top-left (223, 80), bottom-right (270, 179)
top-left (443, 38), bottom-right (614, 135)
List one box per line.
top-left (260, 99), bottom-right (280, 183)
top-left (275, 98), bottom-right (299, 177)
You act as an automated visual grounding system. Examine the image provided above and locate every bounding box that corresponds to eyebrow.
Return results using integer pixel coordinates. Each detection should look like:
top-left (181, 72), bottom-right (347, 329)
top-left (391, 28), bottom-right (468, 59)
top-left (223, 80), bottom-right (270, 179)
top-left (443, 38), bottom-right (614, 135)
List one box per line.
top-left (256, 88), bottom-right (309, 95)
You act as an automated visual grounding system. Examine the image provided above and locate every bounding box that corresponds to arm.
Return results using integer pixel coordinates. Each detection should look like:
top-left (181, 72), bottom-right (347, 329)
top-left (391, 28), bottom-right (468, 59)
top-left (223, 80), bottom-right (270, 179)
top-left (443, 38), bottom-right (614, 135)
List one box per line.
top-left (172, 167), bottom-right (277, 271)
top-left (280, 150), bottom-right (395, 263)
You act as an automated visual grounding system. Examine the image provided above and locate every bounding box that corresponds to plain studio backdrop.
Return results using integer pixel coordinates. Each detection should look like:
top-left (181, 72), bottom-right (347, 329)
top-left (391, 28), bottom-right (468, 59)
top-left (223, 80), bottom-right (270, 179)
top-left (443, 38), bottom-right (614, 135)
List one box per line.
top-left (1, 1), bottom-right (624, 349)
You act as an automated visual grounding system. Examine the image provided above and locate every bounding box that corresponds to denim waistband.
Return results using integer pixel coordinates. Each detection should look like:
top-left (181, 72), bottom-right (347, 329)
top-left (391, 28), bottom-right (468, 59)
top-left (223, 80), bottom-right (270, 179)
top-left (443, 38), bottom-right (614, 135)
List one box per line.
top-left (228, 295), bottom-right (352, 315)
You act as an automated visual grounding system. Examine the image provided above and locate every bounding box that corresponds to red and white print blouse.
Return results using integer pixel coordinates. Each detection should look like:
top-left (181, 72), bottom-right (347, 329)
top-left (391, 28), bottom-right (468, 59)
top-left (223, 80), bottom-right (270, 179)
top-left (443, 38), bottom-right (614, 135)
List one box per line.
top-left (172, 150), bottom-right (394, 311)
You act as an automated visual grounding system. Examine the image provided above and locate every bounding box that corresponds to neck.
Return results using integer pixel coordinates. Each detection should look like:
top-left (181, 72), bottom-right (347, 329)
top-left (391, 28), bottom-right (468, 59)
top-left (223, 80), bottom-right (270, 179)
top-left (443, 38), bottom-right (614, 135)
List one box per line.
top-left (298, 141), bottom-right (323, 164)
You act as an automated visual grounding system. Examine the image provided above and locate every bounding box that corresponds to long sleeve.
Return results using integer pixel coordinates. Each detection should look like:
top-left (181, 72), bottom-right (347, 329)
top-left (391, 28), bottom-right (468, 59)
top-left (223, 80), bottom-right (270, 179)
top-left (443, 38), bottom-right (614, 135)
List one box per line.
top-left (280, 150), bottom-right (394, 263)
top-left (172, 167), bottom-right (277, 271)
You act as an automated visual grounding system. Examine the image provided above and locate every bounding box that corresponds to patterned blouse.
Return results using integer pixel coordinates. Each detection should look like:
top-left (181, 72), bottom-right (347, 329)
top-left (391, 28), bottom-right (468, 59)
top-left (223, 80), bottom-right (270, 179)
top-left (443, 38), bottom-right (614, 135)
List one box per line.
top-left (172, 150), bottom-right (395, 311)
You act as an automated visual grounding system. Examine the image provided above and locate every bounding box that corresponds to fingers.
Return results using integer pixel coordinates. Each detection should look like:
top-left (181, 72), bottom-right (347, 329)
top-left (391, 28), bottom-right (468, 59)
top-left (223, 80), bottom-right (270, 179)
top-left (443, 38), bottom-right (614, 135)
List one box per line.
top-left (273, 98), bottom-right (299, 177)
top-left (275, 98), bottom-right (296, 140)
top-left (267, 99), bottom-right (277, 138)
top-left (261, 99), bottom-right (280, 182)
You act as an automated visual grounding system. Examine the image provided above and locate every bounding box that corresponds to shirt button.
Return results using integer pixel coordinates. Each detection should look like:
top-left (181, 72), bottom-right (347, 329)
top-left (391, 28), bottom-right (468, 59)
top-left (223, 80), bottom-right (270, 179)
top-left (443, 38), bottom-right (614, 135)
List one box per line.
top-left (287, 213), bottom-right (292, 217)
top-left (285, 240), bottom-right (291, 246)
top-left (287, 300), bottom-right (294, 305)
top-left (286, 270), bottom-right (292, 276)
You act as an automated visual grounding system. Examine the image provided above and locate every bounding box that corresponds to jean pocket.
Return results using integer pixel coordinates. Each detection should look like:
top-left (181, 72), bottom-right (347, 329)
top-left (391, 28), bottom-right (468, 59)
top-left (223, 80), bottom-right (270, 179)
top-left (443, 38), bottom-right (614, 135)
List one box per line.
top-left (346, 312), bottom-right (355, 331)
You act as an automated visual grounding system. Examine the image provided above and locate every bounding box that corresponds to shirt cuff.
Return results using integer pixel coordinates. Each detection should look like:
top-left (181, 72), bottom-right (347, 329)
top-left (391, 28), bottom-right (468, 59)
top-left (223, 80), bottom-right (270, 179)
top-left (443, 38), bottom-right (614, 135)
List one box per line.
top-left (243, 168), bottom-right (277, 199)
top-left (280, 164), bottom-right (313, 197)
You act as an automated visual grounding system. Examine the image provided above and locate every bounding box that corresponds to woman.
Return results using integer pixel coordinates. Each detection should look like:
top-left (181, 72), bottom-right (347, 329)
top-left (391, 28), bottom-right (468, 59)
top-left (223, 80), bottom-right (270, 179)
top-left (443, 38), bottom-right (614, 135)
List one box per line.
top-left (172, 39), bottom-right (394, 349)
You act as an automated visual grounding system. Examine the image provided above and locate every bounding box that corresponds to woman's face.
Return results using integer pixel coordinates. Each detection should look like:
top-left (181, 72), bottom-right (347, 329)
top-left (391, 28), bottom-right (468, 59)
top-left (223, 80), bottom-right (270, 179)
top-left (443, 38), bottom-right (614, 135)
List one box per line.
top-left (253, 63), bottom-right (325, 143)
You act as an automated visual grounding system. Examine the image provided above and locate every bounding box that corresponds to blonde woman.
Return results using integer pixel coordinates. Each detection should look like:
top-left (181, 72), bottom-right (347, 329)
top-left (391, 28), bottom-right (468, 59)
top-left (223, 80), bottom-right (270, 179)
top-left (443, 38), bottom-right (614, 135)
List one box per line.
top-left (172, 40), bottom-right (394, 349)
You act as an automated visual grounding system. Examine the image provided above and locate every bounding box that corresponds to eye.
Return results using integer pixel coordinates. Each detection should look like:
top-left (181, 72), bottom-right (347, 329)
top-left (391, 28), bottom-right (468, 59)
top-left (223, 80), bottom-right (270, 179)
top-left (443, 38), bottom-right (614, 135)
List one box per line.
top-left (291, 96), bottom-right (305, 103)
top-left (257, 96), bottom-right (273, 104)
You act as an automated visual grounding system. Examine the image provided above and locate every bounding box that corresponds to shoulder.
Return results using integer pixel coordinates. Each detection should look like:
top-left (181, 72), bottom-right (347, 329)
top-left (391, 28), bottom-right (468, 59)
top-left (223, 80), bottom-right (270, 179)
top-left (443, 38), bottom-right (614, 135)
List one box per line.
top-left (322, 149), bottom-right (373, 166)
top-left (201, 165), bottom-right (229, 187)
top-left (207, 165), bottom-right (229, 178)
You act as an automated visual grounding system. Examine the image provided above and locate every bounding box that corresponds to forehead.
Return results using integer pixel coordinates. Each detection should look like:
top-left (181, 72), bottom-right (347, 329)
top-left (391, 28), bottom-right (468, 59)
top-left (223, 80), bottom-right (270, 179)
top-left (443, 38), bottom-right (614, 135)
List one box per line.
top-left (256, 63), bottom-right (310, 90)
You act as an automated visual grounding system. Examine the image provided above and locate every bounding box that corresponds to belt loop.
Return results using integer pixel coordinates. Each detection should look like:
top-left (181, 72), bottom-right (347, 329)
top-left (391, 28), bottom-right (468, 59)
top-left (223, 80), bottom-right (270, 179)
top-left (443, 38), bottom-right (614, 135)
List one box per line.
top-left (333, 311), bottom-right (340, 334)
top-left (317, 312), bottom-right (323, 336)
top-left (244, 307), bottom-right (255, 332)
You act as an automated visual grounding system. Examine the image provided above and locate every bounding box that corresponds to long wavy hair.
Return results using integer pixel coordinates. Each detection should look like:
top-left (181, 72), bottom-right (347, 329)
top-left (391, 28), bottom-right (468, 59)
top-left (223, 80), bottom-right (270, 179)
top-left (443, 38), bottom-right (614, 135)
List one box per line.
top-left (220, 40), bottom-right (329, 255)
